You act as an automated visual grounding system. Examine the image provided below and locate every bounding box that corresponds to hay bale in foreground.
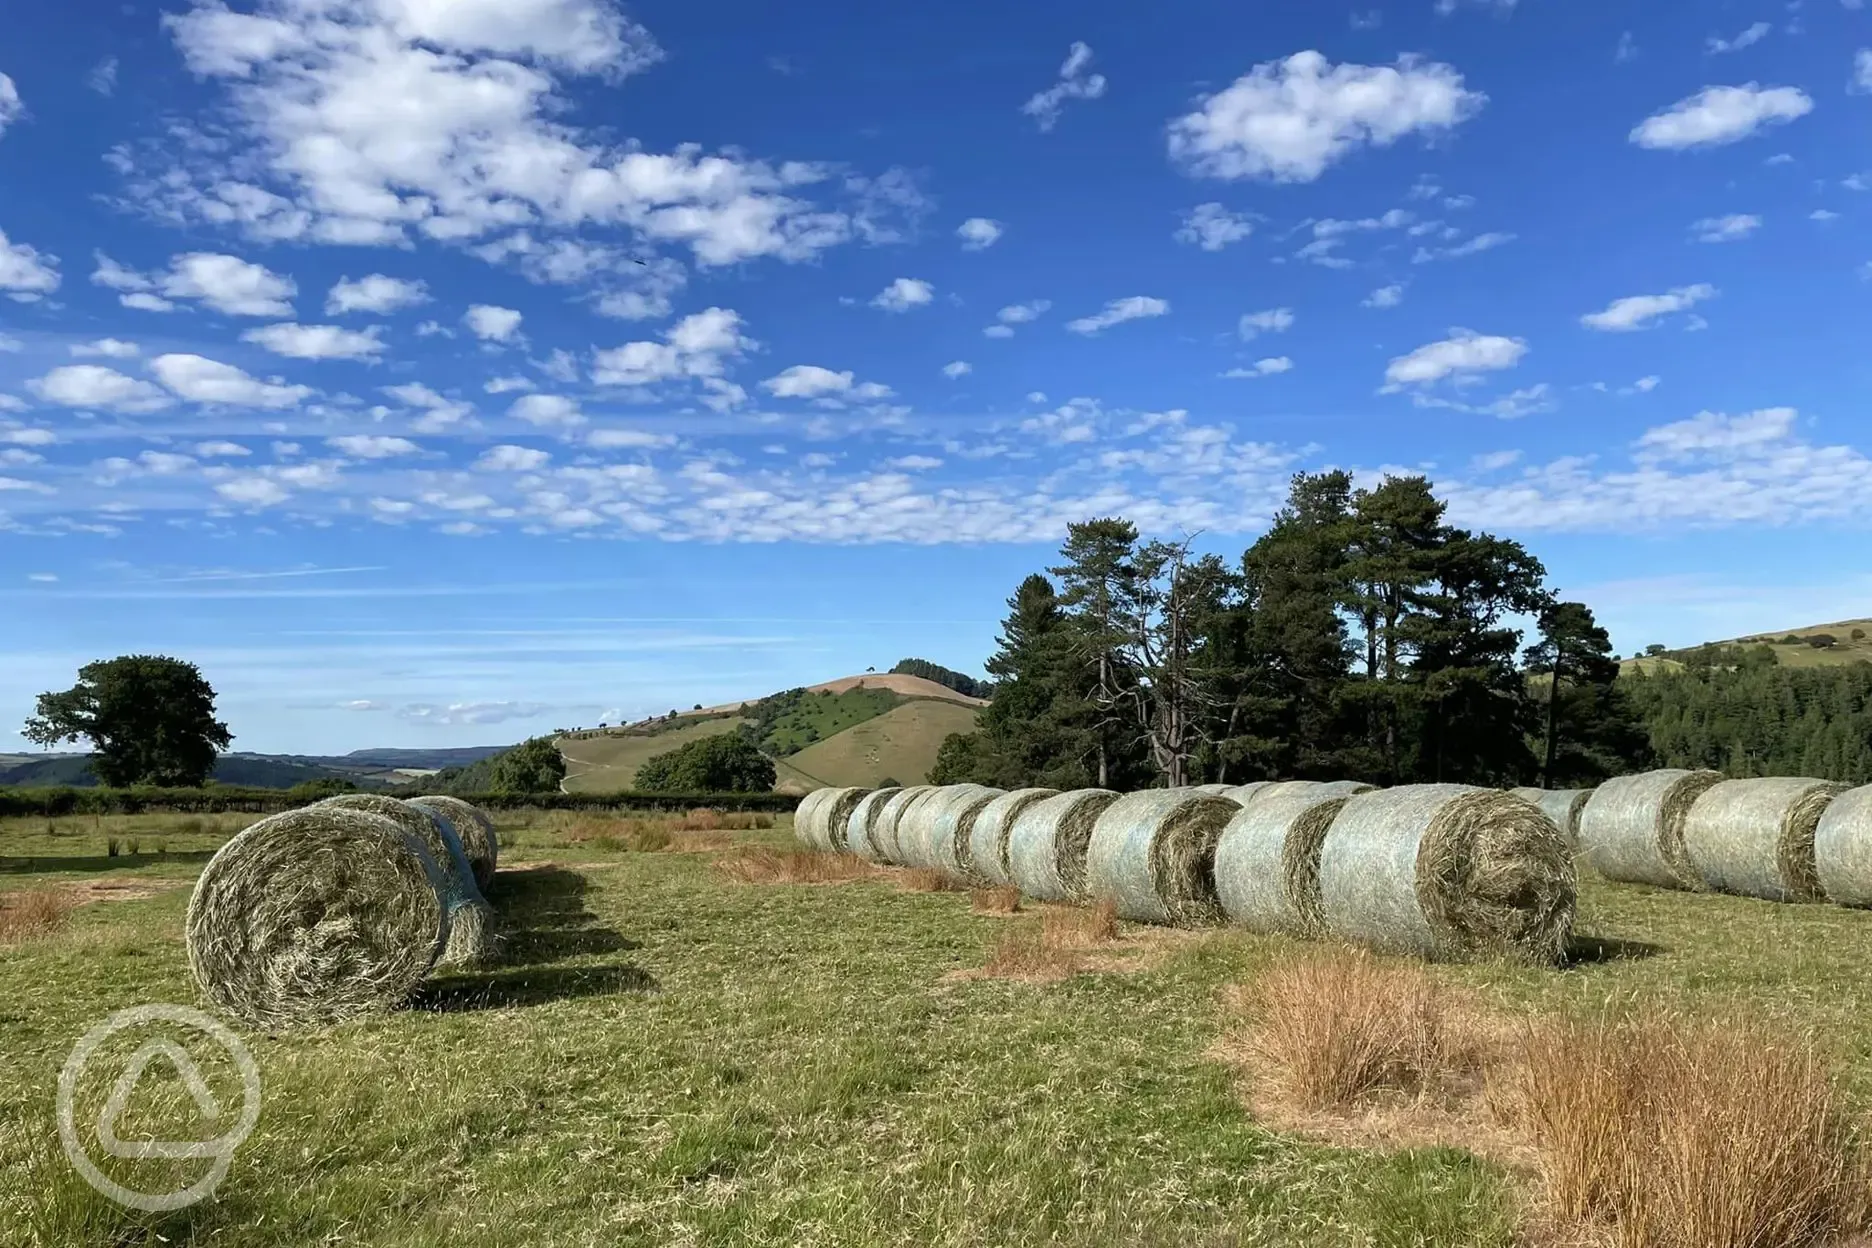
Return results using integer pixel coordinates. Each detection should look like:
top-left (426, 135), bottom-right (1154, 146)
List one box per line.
top-left (1213, 790), bottom-right (1352, 936)
top-left (1815, 786), bottom-right (1872, 907)
top-left (1683, 777), bottom-right (1846, 902)
top-left (1508, 788), bottom-right (1591, 847)
top-left (319, 794), bottom-right (494, 966)
top-left (1578, 769), bottom-right (1722, 889)
top-left (407, 795), bottom-right (498, 890)
top-left (1007, 790), bottom-right (1122, 902)
top-left (186, 807), bottom-right (450, 1030)
top-left (1318, 784), bottom-right (1575, 963)
top-left (1086, 790), bottom-right (1240, 926)
top-left (792, 788), bottom-right (833, 850)
top-left (1222, 781), bottom-right (1274, 805)
top-left (872, 786), bottom-right (941, 865)
top-left (901, 785), bottom-right (1005, 872)
top-left (845, 787), bottom-right (904, 861)
top-left (966, 789), bottom-right (1060, 885)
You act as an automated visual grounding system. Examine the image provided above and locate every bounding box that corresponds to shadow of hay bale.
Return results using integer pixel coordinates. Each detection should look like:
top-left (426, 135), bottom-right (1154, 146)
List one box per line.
top-left (483, 865), bottom-right (639, 967)
top-left (1560, 933), bottom-right (1664, 967)
top-left (410, 963), bottom-right (659, 1012)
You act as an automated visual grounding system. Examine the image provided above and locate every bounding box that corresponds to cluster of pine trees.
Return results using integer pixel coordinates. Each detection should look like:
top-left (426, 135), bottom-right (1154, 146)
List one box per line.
top-left (932, 472), bottom-right (1653, 792)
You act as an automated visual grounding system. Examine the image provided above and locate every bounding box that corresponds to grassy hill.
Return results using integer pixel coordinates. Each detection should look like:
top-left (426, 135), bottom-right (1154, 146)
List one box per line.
top-left (1623, 619), bottom-right (1872, 675)
top-left (780, 699), bottom-right (982, 790)
top-left (560, 716), bottom-right (751, 794)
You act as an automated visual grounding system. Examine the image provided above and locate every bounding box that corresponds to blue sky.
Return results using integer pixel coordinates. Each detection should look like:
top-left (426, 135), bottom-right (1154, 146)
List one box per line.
top-left (1, 0), bottom-right (1869, 755)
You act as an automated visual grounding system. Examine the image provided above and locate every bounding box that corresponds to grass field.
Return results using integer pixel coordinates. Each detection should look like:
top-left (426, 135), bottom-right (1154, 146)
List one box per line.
top-left (783, 698), bottom-right (981, 789)
top-left (761, 687), bottom-right (904, 755)
top-left (558, 717), bottom-right (749, 793)
top-left (7, 808), bottom-right (1872, 1246)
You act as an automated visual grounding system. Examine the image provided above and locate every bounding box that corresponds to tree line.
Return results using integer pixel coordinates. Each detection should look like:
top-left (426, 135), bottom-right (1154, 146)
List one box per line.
top-left (931, 472), bottom-right (1652, 793)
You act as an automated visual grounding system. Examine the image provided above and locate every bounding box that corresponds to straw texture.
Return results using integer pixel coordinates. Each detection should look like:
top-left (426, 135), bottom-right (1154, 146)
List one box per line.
top-left (1318, 784), bottom-right (1575, 963)
top-left (1508, 788), bottom-right (1591, 847)
top-left (186, 807), bottom-right (449, 1029)
top-left (1815, 786), bottom-right (1872, 908)
top-left (845, 787), bottom-right (903, 861)
top-left (319, 794), bottom-right (493, 966)
top-left (1222, 781), bottom-right (1274, 805)
top-left (1213, 790), bottom-right (1352, 936)
top-left (1085, 790), bottom-right (1240, 926)
top-left (1578, 769), bottom-right (1723, 888)
top-left (1683, 777), bottom-right (1846, 902)
top-left (793, 787), bottom-right (833, 849)
top-left (817, 787), bottom-right (871, 853)
top-left (408, 795), bottom-right (498, 890)
top-left (966, 789), bottom-right (1059, 885)
top-left (1007, 789), bottom-right (1121, 902)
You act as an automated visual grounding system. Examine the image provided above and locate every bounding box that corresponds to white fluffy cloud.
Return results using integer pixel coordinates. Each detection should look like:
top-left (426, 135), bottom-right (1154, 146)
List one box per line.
top-left (28, 365), bottom-right (173, 413)
top-left (242, 322), bottom-right (387, 360)
top-left (762, 365), bottom-right (855, 399)
top-left (1067, 296), bottom-right (1169, 335)
top-left (1691, 214), bottom-right (1761, 243)
top-left (957, 218), bottom-right (1004, 250)
top-left (464, 304), bottom-right (524, 342)
top-left (326, 274), bottom-right (428, 315)
top-left (70, 338), bottom-right (140, 358)
top-left (942, 360), bottom-right (972, 379)
top-left (1223, 357), bottom-right (1293, 379)
top-left (871, 278), bottom-right (933, 312)
top-left (1023, 41), bottom-right (1106, 131)
top-left (592, 306), bottom-right (753, 388)
top-left (152, 354), bottom-right (313, 407)
top-left (328, 434), bottom-right (420, 458)
top-left (1175, 203), bottom-right (1254, 251)
top-left (476, 444), bottom-right (551, 471)
top-left (0, 74), bottom-right (21, 139)
top-left (1581, 284), bottom-right (1716, 331)
top-left (1383, 329), bottom-right (1527, 388)
top-left (509, 393), bottom-right (585, 427)
top-left (1167, 52), bottom-right (1484, 183)
top-left (215, 476), bottom-right (292, 507)
top-left (1238, 307), bottom-right (1294, 340)
top-left (383, 381), bottom-right (474, 431)
top-left (93, 251), bottom-right (296, 316)
top-left (985, 300), bottom-right (1050, 338)
top-left (1630, 84), bottom-right (1813, 149)
top-left (0, 228), bottom-right (60, 301)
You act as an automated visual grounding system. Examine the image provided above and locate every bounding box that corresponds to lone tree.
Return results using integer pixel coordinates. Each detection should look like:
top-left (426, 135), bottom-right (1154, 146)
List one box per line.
top-left (490, 737), bottom-right (566, 794)
top-left (635, 734), bottom-right (775, 793)
top-left (24, 655), bottom-right (232, 787)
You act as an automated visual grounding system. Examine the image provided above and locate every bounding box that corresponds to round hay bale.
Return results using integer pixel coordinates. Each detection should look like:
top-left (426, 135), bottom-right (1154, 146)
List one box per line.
top-left (407, 795), bottom-right (497, 890)
top-left (318, 794), bottom-right (494, 967)
top-left (792, 788), bottom-right (832, 849)
top-left (966, 789), bottom-right (1060, 885)
top-left (1262, 779), bottom-right (1376, 802)
top-left (1815, 786), bottom-right (1872, 908)
top-left (186, 807), bottom-right (449, 1029)
top-left (872, 786), bottom-right (941, 865)
top-left (1683, 777), bottom-right (1846, 902)
top-left (1318, 784), bottom-right (1575, 963)
top-left (1007, 789), bottom-right (1122, 902)
top-left (814, 787), bottom-right (870, 854)
top-left (1191, 784), bottom-right (1239, 798)
top-left (1508, 788), bottom-right (1591, 847)
top-left (914, 785), bottom-right (1007, 874)
top-left (845, 787), bottom-right (904, 861)
top-left (1578, 769), bottom-right (1722, 888)
top-left (889, 785), bottom-right (969, 868)
top-left (1086, 790), bottom-right (1240, 926)
top-left (1213, 790), bottom-right (1353, 936)
top-left (1222, 781), bottom-right (1274, 805)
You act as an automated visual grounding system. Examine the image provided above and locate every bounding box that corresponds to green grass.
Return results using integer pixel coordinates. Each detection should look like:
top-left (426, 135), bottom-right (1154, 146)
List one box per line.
top-left (761, 688), bottom-right (904, 756)
top-left (784, 699), bottom-right (982, 790)
top-left (8, 811), bottom-right (1872, 1246)
top-left (557, 717), bottom-right (750, 794)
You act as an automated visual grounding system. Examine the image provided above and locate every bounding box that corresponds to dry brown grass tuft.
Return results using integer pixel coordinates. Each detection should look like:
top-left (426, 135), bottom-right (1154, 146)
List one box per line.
top-left (898, 867), bottom-right (967, 893)
top-left (970, 886), bottom-right (1022, 915)
top-left (981, 925), bottom-right (1082, 980)
top-left (0, 888), bottom-right (76, 945)
top-left (1499, 1012), bottom-right (1868, 1248)
top-left (714, 848), bottom-right (883, 886)
top-left (1044, 897), bottom-right (1120, 947)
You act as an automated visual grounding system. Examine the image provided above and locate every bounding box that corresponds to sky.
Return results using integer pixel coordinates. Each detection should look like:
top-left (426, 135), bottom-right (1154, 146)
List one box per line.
top-left (0, 0), bottom-right (1869, 755)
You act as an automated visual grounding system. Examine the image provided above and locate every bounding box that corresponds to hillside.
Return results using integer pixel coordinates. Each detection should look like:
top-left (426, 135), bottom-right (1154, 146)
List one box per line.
top-left (693, 673), bottom-right (986, 716)
top-left (1623, 620), bottom-right (1872, 674)
top-left (779, 699), bottom-right (982, 790)
top-left (560, 716), bottom-right (751, 794)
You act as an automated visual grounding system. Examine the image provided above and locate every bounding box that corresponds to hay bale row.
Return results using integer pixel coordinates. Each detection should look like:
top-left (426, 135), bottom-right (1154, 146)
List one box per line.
top-left (320, 793), bottom-right (494, 967)
top-left (899, 785), bottom-right (1007, 873)
top-left (845, 787), bottom-right (903, 862)
top-left (1683, 777), bottom-right (1847, 903)
top-left (1320, 785), bottom-right (1575, 964)
top-left (1816, 786), bottom-right (1872, 907)
top-left (1085, 790), bottom-right (1239, 926)
top-left (1508, 787), bottom-right (1591, 846)
top-left (966, 789), bottom-right (1059, 885)
top-left (1214, 789), bottom-right (1353, 937)
top-left (186, 796), bottom-right (499, 1029)
top-left (408, 794), bottom-right (498, 890)
top-left (1578, 769), bottom-right (1723, 889)
top-left (1008, 790), bottom-right (1122, 902)
top-left (795, 786), bottom-right (868, 853)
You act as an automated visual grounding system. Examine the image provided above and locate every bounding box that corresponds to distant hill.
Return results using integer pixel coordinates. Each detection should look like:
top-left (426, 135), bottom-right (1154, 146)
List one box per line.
top-left (779, 699), bottom-right (982, 791)
top-left (0, 744), bottom-right (510, 790)
top-left (1623, 620), bottom-right (1872, 675)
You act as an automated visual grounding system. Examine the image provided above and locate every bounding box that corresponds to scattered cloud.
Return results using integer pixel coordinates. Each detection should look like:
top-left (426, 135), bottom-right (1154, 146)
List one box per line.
top-left (762, 365), bottom-right (857, 399)
top-left (941, 360), bottom-right (972, 379)
top-left (871, 277), bottom-right (934, 312)
top-left (152, 354), bottom-right (313, 407)
top-left (86, 58), bottom-right (119, 96)
top-left (0, 228), bottom-right (60, 302)
top-left (1238, 307), bottom-right (1295, 340)
top-left (1706, 22), bottom-right (1770, 54)
top-left (1364, 283), bottom-right (1405, 308)
top-left (69, 338), bottom-right (140, 359)
top-left (242, 322), bottom-right (386, 360)
top-left (1581, 284), bottom-right (1716, 331)
top-left (1854, 49), bottom-right (1872, 94)
top-left (1615, 32), bottom-right (1638, 63)
top-left (1167, 52), bottom-right (1484, 183)
top-left (397, 702), bottom-right (555, 726)
top-left (591, 307), bottom-right (754, 388)
top-left (1691, 213), bottom-right (1761, 242)
top-left (985, 300), bottom-right (1051, 338)
top-left (464, 304), bottom-right (524, 343)
top-left (92, 251), bottom-right (296, 316)
top-left (1223, 357), bottom-right (1293, 379)
top-left (0, 74), bottom-right (21, 139)
top-left (328, 434), bottom-right (420, 459)
top-left (1412, 231), bottom-right (1515, 263)
top-left (509, 394), bottom-right (585, 428)
top-left (382, 381), bottom-right (474, 431)
top-left (1066, 296), bottom-right (1170, 335)
top-left (475, 445), bottom-right (551, 472)
top-left (957, 218), bottom-right (1004, 250)
top-left (1176, 203), bottom-right (1254, 251)
top-left (1383, 329), bottom-right (1527, 389)
top-left (1023, 41), bottom-right (1107, 131)
top-left (326, 274), bottom-right (428, 315)
top-left (28, 365), bottom-right (173, 413)
top-left (1630, 84), bottom-right (1813, 149)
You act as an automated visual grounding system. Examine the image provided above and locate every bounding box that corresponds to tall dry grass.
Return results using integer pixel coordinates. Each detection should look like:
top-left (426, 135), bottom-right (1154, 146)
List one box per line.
top-left (0, 888), bottom-right (76, 945)
top-left (970, 886), bottom-right (1022, 914)
top-left (979, 899), bottom-right (1122, 980)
